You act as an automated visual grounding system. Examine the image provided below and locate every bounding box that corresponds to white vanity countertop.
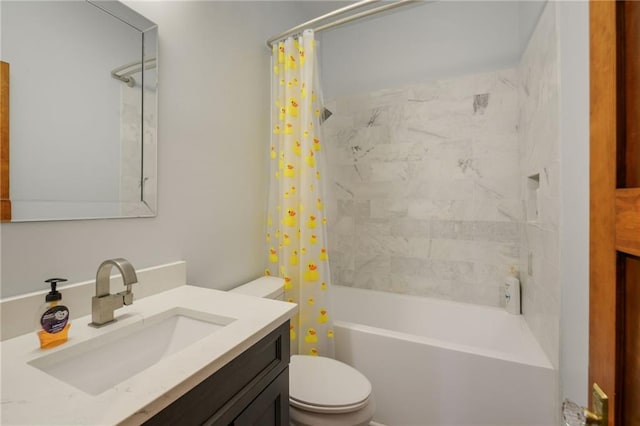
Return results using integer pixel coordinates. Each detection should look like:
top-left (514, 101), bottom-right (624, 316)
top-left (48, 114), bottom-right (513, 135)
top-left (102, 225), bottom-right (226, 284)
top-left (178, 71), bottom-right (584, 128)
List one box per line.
top-left (0, 285), bottom-right (297, 425)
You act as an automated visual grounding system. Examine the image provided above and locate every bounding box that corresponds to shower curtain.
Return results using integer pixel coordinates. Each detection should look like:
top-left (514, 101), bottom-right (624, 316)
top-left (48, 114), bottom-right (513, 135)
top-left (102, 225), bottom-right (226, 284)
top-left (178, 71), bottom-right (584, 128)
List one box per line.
top-left (266, 30), bottom-right (334, 358)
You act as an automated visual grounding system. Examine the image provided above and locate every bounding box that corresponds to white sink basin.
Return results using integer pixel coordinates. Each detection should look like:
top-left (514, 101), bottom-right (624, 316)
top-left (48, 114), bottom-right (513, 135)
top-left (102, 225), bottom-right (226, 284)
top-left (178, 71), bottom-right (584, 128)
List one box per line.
top-left (28, 307), bottom-right (235, 395)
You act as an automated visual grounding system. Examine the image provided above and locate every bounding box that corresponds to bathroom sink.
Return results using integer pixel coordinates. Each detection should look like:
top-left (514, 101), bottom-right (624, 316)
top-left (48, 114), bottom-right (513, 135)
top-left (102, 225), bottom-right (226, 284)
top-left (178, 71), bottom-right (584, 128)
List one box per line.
top-left (28, 308), bottom-right (236, 395)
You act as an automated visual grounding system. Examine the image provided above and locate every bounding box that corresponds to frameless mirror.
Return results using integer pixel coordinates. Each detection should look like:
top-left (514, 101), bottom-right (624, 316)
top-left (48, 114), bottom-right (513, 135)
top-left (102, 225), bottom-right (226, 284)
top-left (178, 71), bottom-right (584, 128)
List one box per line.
top-left (1, 0), bottom-right (158, 221)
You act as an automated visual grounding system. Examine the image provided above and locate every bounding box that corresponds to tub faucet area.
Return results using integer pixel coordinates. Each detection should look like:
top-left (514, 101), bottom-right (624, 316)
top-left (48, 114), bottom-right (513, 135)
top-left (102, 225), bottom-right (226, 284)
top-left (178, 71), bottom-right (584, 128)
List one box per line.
top-left (90, 258), bottom-right (138, 327)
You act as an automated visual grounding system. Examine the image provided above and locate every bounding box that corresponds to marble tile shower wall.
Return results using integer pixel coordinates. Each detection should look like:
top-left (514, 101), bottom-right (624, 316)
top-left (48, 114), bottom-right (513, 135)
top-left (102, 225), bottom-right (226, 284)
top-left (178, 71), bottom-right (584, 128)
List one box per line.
top-left (323, 69), bottom-right (521, 307)
top-left (121, 84), bottom-right (142, 207)
top-left (518, 1), bottom-right (560, 368)
top-left (120, 84), bottom-right (157, 216)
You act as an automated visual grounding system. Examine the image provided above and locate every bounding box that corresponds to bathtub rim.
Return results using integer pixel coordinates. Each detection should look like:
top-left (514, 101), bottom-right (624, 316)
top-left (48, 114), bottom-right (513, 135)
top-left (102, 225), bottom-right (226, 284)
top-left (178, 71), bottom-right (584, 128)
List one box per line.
top-left (331, 284), bottom-right (554, 370)
top-left (332, 284), bottom-right (516, 316)
top-left (333, 319), bottom-right (553, 369)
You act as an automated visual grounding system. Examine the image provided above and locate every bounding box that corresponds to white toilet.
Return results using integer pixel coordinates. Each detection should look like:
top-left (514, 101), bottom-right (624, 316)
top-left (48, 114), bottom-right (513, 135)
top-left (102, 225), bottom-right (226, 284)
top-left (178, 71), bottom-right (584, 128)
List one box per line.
top-left (231, 277), bottom-right (376, 426)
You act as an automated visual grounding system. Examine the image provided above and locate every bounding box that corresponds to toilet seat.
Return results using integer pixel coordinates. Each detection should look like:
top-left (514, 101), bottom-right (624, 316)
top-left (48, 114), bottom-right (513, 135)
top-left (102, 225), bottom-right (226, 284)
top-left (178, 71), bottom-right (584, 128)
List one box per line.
top-left (289, 355), bottom-right (372, 414)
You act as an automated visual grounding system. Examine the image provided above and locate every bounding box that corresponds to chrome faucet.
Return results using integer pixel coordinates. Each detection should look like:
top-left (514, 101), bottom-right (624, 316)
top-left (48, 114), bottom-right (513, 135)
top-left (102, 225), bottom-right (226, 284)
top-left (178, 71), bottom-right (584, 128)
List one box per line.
top-left (90, 258), bottom-right (138, 327)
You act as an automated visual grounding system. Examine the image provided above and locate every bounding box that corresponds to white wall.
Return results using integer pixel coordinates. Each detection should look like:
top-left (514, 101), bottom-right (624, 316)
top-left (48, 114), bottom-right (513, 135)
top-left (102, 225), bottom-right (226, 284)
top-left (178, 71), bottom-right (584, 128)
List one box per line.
top-left (318, 1), bottom-right (522, 99)
top-left (518, 1), bottom-right (547, 53)
top-left (0, 1), bottom-right (320, 298)
top-left (557, 0), bottom-right (590, 406)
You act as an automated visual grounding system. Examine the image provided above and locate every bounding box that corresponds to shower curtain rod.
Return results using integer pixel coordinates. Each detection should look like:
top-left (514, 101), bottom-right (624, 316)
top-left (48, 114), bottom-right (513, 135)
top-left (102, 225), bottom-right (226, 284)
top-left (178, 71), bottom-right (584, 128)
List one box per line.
top-left (266, 0), bottom-right (420, 48)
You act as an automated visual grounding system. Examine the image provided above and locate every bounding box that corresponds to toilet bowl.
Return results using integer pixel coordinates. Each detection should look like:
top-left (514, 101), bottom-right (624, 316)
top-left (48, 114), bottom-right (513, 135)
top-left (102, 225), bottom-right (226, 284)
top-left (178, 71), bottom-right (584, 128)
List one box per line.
top-left (289, 355), bottom-right (375, 426)
top-left (230, 277), bottom-right (376, 426)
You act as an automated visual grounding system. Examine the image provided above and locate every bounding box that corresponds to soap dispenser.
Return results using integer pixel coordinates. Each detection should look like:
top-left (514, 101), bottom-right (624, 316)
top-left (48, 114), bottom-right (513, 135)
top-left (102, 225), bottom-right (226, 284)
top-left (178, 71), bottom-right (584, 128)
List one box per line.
top-left (36, 278), bottom-right (71, 349)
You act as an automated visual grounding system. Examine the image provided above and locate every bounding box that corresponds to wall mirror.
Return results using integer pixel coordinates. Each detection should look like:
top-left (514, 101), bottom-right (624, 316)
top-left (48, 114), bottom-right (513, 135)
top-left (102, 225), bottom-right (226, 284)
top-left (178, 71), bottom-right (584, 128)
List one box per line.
top-left (0, 0), bottom-right (158, 222)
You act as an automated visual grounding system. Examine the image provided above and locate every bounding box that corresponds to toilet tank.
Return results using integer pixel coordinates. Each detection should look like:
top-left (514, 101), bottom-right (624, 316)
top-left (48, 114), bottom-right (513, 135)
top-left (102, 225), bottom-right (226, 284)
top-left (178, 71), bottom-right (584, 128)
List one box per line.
top-left (230, 276), bottom-right (285, 300)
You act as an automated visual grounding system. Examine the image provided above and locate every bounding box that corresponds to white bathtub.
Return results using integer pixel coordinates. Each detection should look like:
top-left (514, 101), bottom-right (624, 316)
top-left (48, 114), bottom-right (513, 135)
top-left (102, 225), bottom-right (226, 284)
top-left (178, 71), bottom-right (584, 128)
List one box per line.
top-left (331, 285), bottom-right (556, 426)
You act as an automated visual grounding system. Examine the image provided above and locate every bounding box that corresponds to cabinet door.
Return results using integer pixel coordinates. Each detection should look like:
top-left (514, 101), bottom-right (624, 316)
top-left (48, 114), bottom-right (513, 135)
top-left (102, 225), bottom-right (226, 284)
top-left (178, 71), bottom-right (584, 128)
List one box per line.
top-left (232, 369), bottom-right (289, 426)
top-left (145, 322), bottom-right (289, 426)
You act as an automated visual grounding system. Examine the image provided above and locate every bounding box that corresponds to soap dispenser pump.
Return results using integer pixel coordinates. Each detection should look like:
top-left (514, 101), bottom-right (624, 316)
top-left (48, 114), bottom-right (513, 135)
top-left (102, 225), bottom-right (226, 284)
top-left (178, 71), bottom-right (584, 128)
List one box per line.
top-left (36, 278), bottom-right (71, 349)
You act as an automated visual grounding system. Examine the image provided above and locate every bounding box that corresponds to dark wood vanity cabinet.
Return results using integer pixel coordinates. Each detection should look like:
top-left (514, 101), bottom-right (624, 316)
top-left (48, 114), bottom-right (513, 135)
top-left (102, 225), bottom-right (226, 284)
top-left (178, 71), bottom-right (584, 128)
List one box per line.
top-left (144, 321), bottom-right (290, 426)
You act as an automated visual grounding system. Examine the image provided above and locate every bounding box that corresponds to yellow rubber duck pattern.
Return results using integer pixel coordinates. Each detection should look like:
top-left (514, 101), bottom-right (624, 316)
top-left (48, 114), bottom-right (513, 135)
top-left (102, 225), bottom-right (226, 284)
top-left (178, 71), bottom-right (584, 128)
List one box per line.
top-left (266, 30), bottom-right (334, 358)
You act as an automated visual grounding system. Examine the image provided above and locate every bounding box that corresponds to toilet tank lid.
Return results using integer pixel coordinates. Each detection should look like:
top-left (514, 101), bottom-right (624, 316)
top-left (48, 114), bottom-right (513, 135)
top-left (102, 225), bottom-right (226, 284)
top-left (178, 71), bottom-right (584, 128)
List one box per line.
top-left (230, 276), bottom-right (284, 299)
top-left (289, 355), bottom-right (372, 411)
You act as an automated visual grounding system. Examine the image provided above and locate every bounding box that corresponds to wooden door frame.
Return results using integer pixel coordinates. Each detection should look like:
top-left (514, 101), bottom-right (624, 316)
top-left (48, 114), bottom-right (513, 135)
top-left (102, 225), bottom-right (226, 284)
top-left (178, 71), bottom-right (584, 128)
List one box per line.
top-left (590, 1), bottom-right (640, 424)
top-left (0, 61), bottom-right (10, 222)
top-left (589, 0), bottom-right (618, 418)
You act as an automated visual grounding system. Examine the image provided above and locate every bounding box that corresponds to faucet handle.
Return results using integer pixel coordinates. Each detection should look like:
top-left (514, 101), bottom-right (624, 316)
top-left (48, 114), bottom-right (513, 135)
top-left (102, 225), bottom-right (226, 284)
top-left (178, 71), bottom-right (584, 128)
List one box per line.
top-left (121, 284), bottom-right (134, 305)
top-left (121, 290), bottom-right (134, 305)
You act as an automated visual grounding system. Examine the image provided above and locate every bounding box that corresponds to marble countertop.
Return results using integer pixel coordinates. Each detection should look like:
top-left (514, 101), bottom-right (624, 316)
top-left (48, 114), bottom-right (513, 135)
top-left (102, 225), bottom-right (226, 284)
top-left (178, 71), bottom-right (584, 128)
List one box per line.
top-left (1, 285), bottom-right (296, 425)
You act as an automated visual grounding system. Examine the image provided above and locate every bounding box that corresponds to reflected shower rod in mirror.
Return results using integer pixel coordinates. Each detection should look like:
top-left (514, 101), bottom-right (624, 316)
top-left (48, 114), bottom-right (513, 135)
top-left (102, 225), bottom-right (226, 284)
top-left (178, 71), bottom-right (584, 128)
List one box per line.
top-left (111, 57), bottom-right (157, 87)
top-left (266, 0), bottom-right (423, 48)
top-left (3, 0), bottom-right (158, 222)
